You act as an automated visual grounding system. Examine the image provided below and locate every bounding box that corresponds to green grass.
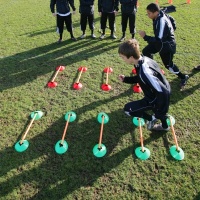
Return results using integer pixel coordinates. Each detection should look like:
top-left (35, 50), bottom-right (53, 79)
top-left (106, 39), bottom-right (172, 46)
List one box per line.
top-left (0, 0), bottom-right (200, 199)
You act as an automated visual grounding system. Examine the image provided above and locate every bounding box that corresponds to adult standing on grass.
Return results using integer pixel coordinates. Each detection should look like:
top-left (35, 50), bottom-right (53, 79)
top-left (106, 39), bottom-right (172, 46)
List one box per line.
top-left (50, 0), bottom-right (77, 43)
top-left (138, 3), bottom-right (189, 90)
top-left (119, 0), bottom-right (138, 42)
top-left (118, 39), bottom-right (171, 131)
top-left (98, 0), bottom-right (119, 40)
top-left (79, 0), bottom-right (96, 39)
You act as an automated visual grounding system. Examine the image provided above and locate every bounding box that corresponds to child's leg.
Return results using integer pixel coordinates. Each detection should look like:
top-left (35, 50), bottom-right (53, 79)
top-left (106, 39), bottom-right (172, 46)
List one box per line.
top-left (57, 15), bottom-right (64, 41)
top-left (80, 13), bottom-right (87, 35)
top-left (123, 98), bottom-right (152, 120)
top-left (64, 14), bottom-right (76, 39)
top-left (108, 12), bottom-right (115, 35)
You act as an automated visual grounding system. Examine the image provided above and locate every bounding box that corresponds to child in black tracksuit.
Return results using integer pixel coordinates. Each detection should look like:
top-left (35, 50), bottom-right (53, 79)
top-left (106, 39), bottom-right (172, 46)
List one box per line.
top-left (50, 0), bottom-right (76, 43)
top-left (98, 0), bottom-right (119, 39)
top-left (119, 0), bottom-right (137, 41)
top-left (139, 3), bottom-right (189, 89)
top-left (79, 0), bottom-right (96, 39)
top-left (118, 39), bottom-right (171, 131)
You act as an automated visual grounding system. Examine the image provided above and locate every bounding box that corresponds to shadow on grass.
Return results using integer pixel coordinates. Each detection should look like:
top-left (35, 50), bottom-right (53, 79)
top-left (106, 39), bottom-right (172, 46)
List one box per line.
top-left (0, 38), bottom-right (119, 92)
top-left (0, 88), bottom-right (141, 199)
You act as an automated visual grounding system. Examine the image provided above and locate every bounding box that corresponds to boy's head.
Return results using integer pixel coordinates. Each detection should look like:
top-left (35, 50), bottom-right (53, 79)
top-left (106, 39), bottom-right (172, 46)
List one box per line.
top-left (146, 3), bottom-right (160, 20)
top-left (118, 39), bottom-right (140, 64)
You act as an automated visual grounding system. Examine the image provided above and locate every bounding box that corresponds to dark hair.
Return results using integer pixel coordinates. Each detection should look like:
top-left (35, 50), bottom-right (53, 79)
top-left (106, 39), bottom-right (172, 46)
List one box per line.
top-left (146, 3), bottom-right (160, 13)
top-left (118, 39), bottom-right (140, 59)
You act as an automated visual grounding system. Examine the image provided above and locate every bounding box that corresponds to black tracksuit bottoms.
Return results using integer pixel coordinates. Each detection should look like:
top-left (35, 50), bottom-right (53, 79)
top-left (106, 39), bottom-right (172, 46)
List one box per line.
top-left (80, 13), bottom-right (95, 31)
top-left (121, 12), bottom-right (136, 34)
top-left (57, 14), bottom-right (73, 34)
top-left (142, 41), bottom-right (180, 74)
top-left (100, 12), bottom-right (115, 32)
top-left (124, 97), bottom-right (169, 128)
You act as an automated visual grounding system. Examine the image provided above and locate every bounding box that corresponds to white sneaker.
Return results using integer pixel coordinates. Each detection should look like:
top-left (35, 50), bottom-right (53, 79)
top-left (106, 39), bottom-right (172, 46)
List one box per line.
top-left (80, 34), bottom-right (86, 39)
top-left (146, 116), bottom-right (157, 130)
top-left (91, 34), bottom-right (96, 38)
top-left (99, 34), bottom-right (105, 39)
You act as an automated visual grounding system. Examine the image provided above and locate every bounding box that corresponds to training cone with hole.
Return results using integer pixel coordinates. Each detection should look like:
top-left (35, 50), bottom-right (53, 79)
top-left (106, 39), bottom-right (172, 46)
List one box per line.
top-left (93, 112), bottom-right (109, 158)
top-left (93, 144), bottom-right (107, 157)
top-left (133, 117), bottom-right (150, 160)
top-left (55, 111), bottom-right (76, 154)
top-left (167, 115), bottom-right (184, 160)
top-left (133, 84), bottom-right (142, 93)
top-left (135, 147), bottom-right (151, 160)
top-left (15, 111), bottom-right (43, 152)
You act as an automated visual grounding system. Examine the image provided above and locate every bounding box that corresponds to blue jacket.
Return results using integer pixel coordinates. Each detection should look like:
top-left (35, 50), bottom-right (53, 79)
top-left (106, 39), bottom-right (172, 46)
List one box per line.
top-left (98, 0), bottom-right (119, 13)
top-left (50, 0), bottom-right (76, 14)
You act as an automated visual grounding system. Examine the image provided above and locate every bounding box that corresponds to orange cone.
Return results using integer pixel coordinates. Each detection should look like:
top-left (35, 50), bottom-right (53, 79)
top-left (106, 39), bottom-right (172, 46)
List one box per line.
top-left (155, 0), bottom-right (159, 4)
top-left (187, 0), bottom-right (191, 4)
top-left (168, 0), bottom-right (173, 4)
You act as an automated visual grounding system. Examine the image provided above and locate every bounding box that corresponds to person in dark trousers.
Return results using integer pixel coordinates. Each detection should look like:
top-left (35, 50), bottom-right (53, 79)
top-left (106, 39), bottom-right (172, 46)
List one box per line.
top-left (139, 3), bottom-right (189, 90)
top-left (50, 0), bottom-right (77, 43)
top-left (118, 39), bottom-right (171, 131)
top-left (98, 0), bottom-right (119, 39)
top-left (119, 0), bottom-right (138, 42)
top-left (79, 0), bottom-right (96, 39)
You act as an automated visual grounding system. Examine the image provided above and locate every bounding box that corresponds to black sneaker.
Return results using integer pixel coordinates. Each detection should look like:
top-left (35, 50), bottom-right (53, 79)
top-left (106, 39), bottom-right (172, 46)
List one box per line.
top-left (194, 65), bottom-right (200, 70)
top-left (180, 75), bottom-right (189, 89)
top-left (57, 39), bottom-right (62, 43)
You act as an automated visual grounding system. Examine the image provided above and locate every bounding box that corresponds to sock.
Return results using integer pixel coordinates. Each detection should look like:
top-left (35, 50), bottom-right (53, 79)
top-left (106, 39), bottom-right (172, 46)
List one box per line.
top-left (161, 119), bottom-right (168, 129)
top-left (70, 31), bottom-right (74, 38)
top-left (177, 72), bottom-right (186, 79)
top-left (91, 30), bottom-right (94, 35)
top-left (59, 34), bottom-right (62, 40)
top-left (102, 29), bottom-right (105, 35)
top-left (132, 33), bottom-right (135, 39)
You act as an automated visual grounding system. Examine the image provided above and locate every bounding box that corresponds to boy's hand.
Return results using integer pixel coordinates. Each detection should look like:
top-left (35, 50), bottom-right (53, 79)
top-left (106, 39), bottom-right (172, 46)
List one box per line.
top-left (138, 30), bottom-right (146, 38)
top-left (118, 75), bottom-right (125, 82)
top-left (52, 13), bottom-right (57, 17)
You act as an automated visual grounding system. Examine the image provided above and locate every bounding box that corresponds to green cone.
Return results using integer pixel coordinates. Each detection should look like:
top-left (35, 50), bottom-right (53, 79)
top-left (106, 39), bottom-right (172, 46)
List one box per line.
top-left (14, 140), bottom-right (29, 152)
top-left (93, 144), bottom-right (107, 157)
top-left (170, 145), bottom-right (184, 160)
top-left (135, 147), bottom-right (150, 160)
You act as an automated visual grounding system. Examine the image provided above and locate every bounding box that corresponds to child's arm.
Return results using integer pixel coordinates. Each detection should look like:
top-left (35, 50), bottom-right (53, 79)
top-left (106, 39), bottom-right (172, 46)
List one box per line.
top-left (118, 75), bottom-right (139, 84)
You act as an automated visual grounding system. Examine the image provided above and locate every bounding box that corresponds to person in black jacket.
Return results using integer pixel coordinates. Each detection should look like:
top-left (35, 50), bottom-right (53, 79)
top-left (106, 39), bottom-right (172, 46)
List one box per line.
top-left (139, 3), bottom-right (189, 90)
top-left (118, 39), bottom-right (171, 131)
top-left (79, 0), bottom-right (96, 39)
top-left (98, 0), bottom-right (119, 39)
top-left (50, 0), bottom-right (76, 43)
top-left (119, 0), bottom-right (137, 42)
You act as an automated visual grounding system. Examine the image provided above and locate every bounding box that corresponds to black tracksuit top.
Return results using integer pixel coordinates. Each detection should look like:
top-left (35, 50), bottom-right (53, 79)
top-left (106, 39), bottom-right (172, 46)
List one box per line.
top-left (119, 0), bottom-right (137, 14)
top-left (123, 56), bottom-right (171, 118)
top-left (98, 0), bottom-right (119, 13)
top-left (144, 10), bottom-right (175, 43)
top-left (50, 0), bottom-right (76, 14)
top-left (79, 0), bottom-right (95, 14)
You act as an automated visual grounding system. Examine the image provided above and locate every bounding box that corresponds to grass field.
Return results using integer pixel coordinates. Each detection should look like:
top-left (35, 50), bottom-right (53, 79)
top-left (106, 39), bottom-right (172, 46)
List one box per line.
top-left (0, 0), bottom-right (200, 199)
